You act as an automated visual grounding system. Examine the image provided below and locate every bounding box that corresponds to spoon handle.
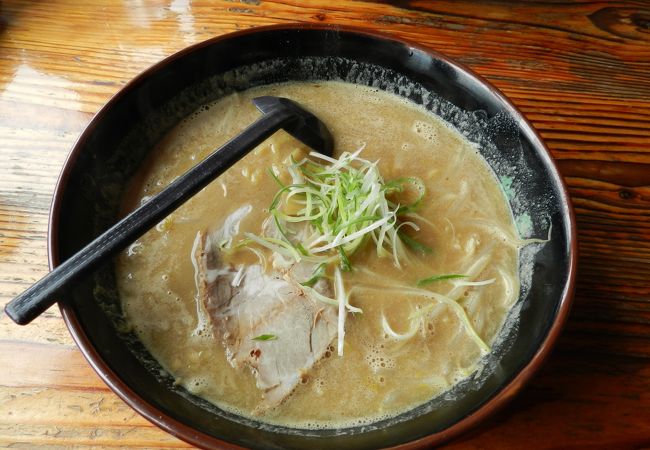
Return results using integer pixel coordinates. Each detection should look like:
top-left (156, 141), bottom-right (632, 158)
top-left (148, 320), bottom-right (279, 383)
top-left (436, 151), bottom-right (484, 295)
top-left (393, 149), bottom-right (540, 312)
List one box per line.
top-left (5, 110), bottom-right (294, 325)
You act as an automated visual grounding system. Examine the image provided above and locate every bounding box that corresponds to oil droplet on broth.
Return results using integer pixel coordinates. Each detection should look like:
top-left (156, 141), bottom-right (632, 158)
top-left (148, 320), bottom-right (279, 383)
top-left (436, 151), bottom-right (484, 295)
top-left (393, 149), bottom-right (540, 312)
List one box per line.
top-left (413, 119), bottom-right (439, 144)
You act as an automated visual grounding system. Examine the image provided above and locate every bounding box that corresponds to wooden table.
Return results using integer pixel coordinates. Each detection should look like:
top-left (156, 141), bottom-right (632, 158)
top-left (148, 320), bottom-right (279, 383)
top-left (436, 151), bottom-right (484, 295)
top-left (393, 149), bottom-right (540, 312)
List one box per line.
top-left (1, 1), bottom-right (648, 448)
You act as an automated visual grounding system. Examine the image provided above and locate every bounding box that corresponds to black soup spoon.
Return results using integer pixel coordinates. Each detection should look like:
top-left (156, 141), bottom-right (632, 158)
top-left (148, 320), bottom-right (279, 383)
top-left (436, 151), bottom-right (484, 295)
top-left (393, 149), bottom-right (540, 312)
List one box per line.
top-left (5, 96), bottom-right (333, 325)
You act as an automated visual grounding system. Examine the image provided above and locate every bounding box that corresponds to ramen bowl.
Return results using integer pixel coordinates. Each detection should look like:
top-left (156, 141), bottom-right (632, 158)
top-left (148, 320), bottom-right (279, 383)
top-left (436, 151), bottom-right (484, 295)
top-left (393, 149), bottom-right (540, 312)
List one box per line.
top-left (51, 24), bottom-right (576, 449)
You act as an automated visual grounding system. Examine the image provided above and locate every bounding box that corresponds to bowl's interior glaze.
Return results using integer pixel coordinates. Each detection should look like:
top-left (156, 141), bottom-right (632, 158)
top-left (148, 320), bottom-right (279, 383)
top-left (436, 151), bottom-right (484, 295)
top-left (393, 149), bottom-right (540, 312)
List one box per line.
top-left (53, 26), bottom-right (574, 449)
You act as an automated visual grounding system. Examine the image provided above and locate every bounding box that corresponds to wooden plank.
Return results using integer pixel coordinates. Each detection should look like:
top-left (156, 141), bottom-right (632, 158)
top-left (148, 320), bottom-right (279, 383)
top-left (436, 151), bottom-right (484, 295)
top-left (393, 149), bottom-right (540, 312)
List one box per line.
top-left (0, 0), bottom-right (649, 448)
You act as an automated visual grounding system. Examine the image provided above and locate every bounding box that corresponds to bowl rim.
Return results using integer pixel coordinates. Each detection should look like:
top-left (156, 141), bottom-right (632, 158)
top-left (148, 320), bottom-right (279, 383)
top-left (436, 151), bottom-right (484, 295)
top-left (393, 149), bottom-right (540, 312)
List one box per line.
top-left (49, 23), bottom-right (577, 449)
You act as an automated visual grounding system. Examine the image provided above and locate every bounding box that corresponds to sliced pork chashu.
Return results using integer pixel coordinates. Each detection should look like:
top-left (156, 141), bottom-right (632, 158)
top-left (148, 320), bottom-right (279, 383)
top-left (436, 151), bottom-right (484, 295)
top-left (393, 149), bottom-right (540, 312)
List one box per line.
top-left (192, 206), bottom-right (338, 410)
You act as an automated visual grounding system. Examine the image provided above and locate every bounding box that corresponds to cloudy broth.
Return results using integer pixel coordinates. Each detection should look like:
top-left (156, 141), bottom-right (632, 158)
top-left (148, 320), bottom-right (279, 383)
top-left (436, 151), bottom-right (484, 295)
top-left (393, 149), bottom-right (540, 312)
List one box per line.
top-left (116, 81), bottom-right (520, 428)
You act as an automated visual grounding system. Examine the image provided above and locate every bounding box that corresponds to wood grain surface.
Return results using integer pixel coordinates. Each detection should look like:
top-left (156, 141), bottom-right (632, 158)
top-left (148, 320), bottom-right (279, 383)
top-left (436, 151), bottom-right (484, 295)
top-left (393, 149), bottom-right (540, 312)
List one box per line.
top-left (1, 0), bottom-right (649, 448)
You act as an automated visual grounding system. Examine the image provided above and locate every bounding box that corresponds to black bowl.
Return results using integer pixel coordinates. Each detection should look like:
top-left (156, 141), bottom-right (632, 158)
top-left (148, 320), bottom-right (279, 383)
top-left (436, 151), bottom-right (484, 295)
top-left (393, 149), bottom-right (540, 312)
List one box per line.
top-left (51, 25), bottom-right (576, 449)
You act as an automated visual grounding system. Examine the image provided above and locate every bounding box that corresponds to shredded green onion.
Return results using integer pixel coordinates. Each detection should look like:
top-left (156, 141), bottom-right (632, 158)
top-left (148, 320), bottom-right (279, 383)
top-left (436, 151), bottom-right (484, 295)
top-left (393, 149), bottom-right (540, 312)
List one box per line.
top-left (300, 263), bottom-right (326, 287)
top-left (417, 274), bottom-right (467, 287)
top-left (398, 230), bottom-right (433, 255)
top-left (338, 246), bottom-right (352, 272)
top-left (252, 334), bottom-right (277, 341)
top-left (334, 267), bottom-right (347, 356)
top-left (267, 168), bottom-right (285, 188)
top-left (244, 148), bottom-right (426, 270)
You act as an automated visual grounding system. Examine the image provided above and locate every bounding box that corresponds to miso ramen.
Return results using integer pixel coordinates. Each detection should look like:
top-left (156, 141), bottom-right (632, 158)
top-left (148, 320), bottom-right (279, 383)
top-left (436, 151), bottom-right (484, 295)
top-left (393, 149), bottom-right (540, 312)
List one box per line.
top-left (116, 81), bottom-right (522, 428)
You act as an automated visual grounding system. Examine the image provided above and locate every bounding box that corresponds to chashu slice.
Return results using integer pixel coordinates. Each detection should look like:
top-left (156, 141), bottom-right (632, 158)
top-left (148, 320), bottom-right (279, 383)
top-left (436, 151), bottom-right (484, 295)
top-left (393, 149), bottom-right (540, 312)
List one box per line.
top-left (192, 206), bottom-right (338, 410)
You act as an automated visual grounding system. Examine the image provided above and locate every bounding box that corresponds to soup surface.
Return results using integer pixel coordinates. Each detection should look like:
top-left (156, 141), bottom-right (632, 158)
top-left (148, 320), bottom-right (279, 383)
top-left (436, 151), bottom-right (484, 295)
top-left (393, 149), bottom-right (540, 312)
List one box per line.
top-left (116, 81), bottom-right (520, 428)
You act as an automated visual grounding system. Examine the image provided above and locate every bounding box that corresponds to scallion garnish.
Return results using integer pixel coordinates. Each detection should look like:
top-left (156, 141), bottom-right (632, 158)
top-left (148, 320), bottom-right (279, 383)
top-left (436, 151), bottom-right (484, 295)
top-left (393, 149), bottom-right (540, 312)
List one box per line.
top-left (417, 274), bottom-right (467, 287)
top-left (398, 230), bottom-right (433, 255)
top-left (267, 168), bottom-right (285, 188)
top-left (244, 148), bottom-right (426, 270)
top-left (338, 246), bottom-right (352, 272)
top-left (252, 334), bottom-right (277, 341)
top-left (300, 263), bottom-right (326, 287)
